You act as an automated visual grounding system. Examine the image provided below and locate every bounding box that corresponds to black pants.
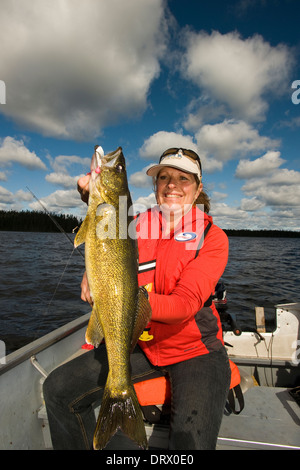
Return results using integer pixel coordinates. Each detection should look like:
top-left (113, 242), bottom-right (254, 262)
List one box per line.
top-left (43, 344), bottom-right (230, 450)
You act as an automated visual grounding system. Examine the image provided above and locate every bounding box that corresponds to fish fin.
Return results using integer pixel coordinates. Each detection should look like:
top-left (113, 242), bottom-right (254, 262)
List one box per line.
top-left (85, 307), bottom-right (104, 348)
top-left (93, 377), bottom-right (147, 450)
top-left (130, 286), bottom-right (152, 351)
top-left (74, 214), bottom-right (89, 248)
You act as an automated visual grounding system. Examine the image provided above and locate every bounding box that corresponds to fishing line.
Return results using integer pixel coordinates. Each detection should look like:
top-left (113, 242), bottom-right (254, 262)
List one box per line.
top-left (45, 246), bottom-right (77, 315)
top-left (33, 245), bottom-right (85, 343)
top-left (26, 186), bottom-right (84, 260)
top-left (25, 186), bottom-right (87, 342)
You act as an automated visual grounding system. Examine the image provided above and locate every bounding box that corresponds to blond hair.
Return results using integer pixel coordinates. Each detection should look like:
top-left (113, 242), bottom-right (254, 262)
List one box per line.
top-left (194, 175), bottom-right (210, 213)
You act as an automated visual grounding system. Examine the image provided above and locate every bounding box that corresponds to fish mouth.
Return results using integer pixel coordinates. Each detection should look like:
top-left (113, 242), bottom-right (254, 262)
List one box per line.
top-left (89, 146), bottom-right (125, 201)
top-left (89, 146), bottom-right (104, 199)
top-left (91, 146), bottom-right (123, 174)
top-left (91, 146), bottom-right (104, 174)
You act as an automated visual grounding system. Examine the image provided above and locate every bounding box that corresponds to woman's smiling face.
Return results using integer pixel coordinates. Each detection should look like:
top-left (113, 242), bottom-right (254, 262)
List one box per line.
top-left (156, 166), bottom-right (202, 211)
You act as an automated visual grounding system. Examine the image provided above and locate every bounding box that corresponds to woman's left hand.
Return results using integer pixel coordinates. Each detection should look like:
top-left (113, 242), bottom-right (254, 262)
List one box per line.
top-left (77, 174), bottom-right (90, 204)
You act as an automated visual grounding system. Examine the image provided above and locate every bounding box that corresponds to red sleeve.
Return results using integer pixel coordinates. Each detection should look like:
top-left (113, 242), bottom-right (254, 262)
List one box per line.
top-left (149, 225), bottom-right (229, 324)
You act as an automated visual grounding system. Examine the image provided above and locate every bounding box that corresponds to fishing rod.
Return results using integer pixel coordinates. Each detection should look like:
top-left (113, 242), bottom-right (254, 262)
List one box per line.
top-left (26, 186), bottom-right (85, 260)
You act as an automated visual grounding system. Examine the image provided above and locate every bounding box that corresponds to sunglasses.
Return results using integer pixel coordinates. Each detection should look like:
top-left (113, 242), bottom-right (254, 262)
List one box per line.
top-left (159, 148), bottom-right (202, 176)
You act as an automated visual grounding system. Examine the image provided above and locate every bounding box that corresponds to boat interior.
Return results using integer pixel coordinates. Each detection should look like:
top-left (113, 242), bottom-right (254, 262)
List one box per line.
top-left (1, 302), bottom-right (299, 450)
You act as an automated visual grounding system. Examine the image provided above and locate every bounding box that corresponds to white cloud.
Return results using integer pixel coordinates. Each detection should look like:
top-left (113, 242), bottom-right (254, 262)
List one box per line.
top-left (195, 120), bottom-right (280, 162)
top-left (129, 165), bottom-right (154, 188)
top-left (133, 193), bottom-right (157, 211)
top-left (138, 121), bottom-right (279, 175)
top-left (139, 131), bottom-right (198, 160)
top-left (45, 172), bottom-right (80, 189)
top-left (182, 30), bottom-right (293, 122)
top-left (0, 136), bottom-right (46, 170)
top-left (138, 130), bottom-right (224, 175)
top-left (44, 153), bottom-right (92, 190)
top-left (266, 168), bottom-right (300, 186)
top-left (211, 202), bottom-right (248, 219)
top-left (235, 151), bottom-right (285, 179)
top-left (268, 208), bottom-right (297, 219)
top-left (200, 156), bottom-right (224, 173)
top-left (138, 130), bottom-right (225, 175)
top-left (240, 197), bottom-right (265, 211)
top-left (15, 189), bottom-right (34, 202)
top-left (0, 185), bottom-right (14, 204)
top-left (211, 191), bottom-right (228, 202)
top-left (243, 183), bottom-right (300, 207)
top-left (0, 0), bottom-right (167, 140)
top-left (241, 165), bottom-right (300, 209)
top-left (209, 201), bottom-right (277, 230)
top-left (50, 155), bottom-right (91, 174)
top-left (29, 189), bottom-right (83, 213)
top-left (183, 101), bottom-right (227, 133)
top-left (0, 186), bottom-right (35, 211)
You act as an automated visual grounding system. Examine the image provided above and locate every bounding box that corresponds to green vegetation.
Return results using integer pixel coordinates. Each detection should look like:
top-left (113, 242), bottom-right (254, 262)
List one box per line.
top-left (0, 210), bottom-right (81, 233)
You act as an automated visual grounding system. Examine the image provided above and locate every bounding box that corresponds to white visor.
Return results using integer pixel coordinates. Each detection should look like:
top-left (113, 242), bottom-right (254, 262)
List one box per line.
top-left (146, 150), bottom-right (201, 180)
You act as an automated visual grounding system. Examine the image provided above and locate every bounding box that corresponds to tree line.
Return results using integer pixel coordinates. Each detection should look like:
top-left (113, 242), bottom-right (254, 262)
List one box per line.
top-left (224, 229), bottom-right (300, 238)
top-left (0, 210), bottom-right (81, 233)
top-left (0, 210), bottom-right (299, 237)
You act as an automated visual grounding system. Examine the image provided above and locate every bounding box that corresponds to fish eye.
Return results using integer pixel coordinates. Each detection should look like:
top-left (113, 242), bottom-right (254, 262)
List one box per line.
top-left (116, 163), bottom-right (124, 173)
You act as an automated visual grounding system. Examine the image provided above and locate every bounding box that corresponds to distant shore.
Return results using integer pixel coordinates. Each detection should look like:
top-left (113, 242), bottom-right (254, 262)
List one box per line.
top-left (0, 210), bottom-right (80, 233)
top-left (0, 209), bottom-right (299, 237)
top-left (223, 229), bottom-right (300, 238)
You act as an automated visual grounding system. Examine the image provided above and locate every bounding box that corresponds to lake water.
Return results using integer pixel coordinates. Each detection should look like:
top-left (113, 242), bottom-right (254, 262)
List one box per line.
top-left (0, 231), bottom-right (299, 354)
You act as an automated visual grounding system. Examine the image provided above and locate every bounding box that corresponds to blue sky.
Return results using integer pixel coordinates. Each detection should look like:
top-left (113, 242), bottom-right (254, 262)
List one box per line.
top-left (0, 0), bottom-right (299, 230)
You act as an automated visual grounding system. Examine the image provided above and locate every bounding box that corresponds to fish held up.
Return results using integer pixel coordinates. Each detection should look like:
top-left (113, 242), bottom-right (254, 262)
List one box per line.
top-left (74, 146), bottom-right (151, 450)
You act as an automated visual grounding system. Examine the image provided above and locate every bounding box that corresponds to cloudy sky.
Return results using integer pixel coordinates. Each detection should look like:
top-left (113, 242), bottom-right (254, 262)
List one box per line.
top-left (0, 0), bottom-right (299, 230)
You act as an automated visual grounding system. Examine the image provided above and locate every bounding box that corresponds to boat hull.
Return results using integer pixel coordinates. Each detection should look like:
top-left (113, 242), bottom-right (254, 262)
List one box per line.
top-left (0, 314), bottom-right (89, 450)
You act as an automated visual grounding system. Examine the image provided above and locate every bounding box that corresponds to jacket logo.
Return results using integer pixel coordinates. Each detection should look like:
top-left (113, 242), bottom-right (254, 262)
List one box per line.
top-left (175, 232), bottom-right (197, 242)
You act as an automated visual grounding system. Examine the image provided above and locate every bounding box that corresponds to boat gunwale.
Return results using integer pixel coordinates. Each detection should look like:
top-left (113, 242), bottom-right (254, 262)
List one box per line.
top-left (1, 302), bottom-right (299, 376)
top-left (226, 355), bottom-right (299, 368)
top-left (0, 312), bottom-right (90, 376)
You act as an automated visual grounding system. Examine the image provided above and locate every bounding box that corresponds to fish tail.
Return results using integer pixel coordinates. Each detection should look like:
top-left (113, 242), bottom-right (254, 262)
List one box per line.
top-left (93, 383), bottom-right (147, 450)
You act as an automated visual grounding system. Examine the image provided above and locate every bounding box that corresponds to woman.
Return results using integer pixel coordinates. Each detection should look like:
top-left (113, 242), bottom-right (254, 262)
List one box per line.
top-left (43, 148), bottom-right (230, 450)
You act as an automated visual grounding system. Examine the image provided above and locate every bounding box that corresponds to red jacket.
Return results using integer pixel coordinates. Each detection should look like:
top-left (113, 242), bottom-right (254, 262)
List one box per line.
top-left (137, 205), bottom-right (229, 366)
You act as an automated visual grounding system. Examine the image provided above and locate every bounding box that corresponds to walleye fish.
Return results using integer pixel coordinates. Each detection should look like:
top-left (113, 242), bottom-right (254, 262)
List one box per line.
top-left (74, 146), bottom-right (151, 450)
